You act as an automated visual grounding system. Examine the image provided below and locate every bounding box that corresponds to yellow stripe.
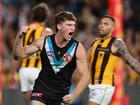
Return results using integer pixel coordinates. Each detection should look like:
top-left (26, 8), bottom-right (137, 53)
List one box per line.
top-left (21, 59), bottom-right (27, 67)
top-left (35, 27), bottom-right (44, 38)
top-left (89, 39), bottom-right (101, 64)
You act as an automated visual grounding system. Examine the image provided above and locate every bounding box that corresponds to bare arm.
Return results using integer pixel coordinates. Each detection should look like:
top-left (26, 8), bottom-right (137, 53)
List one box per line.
top-left (112, 39), bottom-right (140, 74)
top-left (12, 27), bottom-right (44, 60)
top-left (74, 43), bottom-right (89, 96)
top-left (63, 43), bottom-right (89, 104)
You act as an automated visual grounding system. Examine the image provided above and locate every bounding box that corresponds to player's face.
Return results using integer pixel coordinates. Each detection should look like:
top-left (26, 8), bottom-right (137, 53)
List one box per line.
top-left (58, 20), bottom-right (76, 41)
top-left (98, 18), bottom-right (114, 37)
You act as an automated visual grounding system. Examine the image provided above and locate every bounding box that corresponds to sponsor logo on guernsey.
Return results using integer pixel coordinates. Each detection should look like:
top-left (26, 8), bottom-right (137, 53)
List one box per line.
top-left (97, 48), bottom-right (109, 51)
top-left (32, 92), bottom-right (43, 97)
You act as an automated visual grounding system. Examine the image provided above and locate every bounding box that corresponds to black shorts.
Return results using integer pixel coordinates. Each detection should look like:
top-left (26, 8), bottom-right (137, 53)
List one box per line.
top-left (31, 79), bottom-right (68, 105)
top-left (31, 92), bottom-right (65, 105)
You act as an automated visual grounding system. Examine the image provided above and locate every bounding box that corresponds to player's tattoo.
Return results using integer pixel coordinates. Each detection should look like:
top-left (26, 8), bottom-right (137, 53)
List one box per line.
top-left (25, 40), bottom-right (39, 55)
top-left (13, 35), bottom-right (39, 60)
top-left (113, 39), bottom-right (140, 74)
top-left (13, 36), bottom-right (23, 60)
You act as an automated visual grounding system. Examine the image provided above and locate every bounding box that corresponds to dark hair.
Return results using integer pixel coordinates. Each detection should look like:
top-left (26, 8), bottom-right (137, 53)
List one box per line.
top-left (32, 3), bottom-right (48, 22)
top-left (100, 15), bottom-right (115, 23)
top-left (55, 11), bottom-right (77, 32)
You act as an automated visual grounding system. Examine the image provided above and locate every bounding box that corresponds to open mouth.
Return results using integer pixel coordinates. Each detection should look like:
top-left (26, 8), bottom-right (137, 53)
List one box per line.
top-left (69, 32), bottom-right (74, 36)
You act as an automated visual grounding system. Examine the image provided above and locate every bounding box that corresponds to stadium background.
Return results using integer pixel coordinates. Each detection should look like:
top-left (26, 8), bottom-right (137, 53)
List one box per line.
top-left (1, 0), bottom-right (140, 105)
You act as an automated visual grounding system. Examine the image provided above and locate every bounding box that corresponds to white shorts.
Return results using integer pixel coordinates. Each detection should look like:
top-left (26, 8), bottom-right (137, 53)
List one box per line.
top-left (19, 68), bottom-right (41, 92)
top-left (88, 84), bottom-right (115, 105)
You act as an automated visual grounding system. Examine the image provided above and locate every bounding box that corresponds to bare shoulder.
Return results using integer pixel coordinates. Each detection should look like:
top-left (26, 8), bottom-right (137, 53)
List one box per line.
top-left (76, 42), bottom-right (86, 59)
top-left (112, 38), bottom-right (125, 47)
top-left (45, 27), bottom-right (53, 32)
top-left (41, 27), bottom-right (53, 37)
top-left (77, 43), bottom-right (85, 52)
top-left (112, 38), bottom-right (127, 54)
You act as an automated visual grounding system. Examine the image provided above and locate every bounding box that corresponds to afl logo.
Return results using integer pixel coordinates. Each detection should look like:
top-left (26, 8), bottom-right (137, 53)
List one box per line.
top-left (47, 51), bottom-right (54, 57)
top-left (63, 53), bottom-right (72, 62)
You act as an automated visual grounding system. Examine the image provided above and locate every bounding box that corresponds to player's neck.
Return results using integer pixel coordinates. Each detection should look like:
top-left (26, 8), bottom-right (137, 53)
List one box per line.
top-left (55, 33), bottom-right (69, 48)
top-left (100, 34), bottom-right (112, 40)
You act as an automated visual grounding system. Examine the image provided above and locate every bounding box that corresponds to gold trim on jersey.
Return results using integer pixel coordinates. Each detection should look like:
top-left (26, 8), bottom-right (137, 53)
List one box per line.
top-left (20, 25), bottom-right (44, 69)
top-left (89, 36), bottom-right (119, 86)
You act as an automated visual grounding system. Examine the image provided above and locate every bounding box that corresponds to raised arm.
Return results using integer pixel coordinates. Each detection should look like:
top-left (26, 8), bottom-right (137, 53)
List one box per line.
top-left (63, 43), bottom-right (89, 104)
top-left (12, 26), bottom-right (44, 60)
top-left (112, 39), bottom-right (140, 74)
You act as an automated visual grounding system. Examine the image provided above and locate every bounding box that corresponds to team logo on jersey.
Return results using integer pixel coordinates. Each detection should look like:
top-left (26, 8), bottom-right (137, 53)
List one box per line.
top-left (63, 53), bottom-right (72, 62)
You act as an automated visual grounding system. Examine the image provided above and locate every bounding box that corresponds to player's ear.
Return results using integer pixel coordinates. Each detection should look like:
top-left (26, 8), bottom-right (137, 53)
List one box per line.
top-left (57, 24), bottom-right (61, 30)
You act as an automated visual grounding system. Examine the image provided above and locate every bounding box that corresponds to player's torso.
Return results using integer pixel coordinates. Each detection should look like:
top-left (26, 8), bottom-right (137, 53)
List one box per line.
top-left (38, 35), bottom-right (79, 93)
top-left (89, 36), bottom-right (119, 86)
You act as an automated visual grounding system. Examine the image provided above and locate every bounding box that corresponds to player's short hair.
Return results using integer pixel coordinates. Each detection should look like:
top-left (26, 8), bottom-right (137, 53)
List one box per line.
top-left (55, 11), bottom-right (77, 32)
top-left (100, 15), bottom-right (115, 24)
top-left (32, 3), bottom-right (48, 22)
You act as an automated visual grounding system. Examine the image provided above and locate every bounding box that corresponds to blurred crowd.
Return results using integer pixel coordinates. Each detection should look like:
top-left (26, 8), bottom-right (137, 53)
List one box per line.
top-left (2, 0), bottom-right (140, 88)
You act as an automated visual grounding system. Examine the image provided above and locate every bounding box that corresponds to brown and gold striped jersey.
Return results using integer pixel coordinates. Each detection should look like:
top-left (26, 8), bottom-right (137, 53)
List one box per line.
top-left (89, 36), bottom-right (119, 86)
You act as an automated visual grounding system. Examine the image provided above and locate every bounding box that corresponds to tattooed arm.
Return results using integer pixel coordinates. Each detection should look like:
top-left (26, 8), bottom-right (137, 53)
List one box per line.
top-left (111, 39), bottom-right (140, 74)
top-left (12, 26), bottom-right (44, 60)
